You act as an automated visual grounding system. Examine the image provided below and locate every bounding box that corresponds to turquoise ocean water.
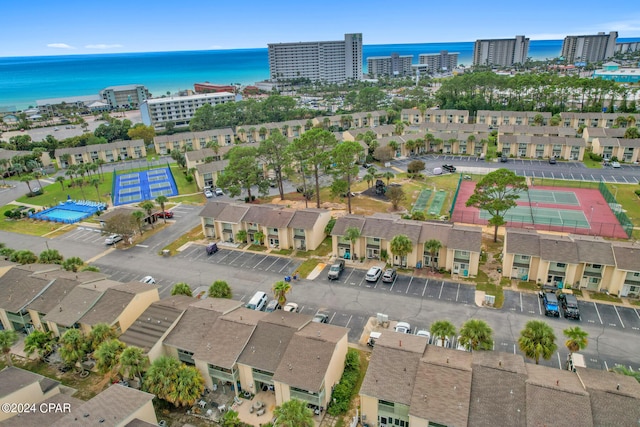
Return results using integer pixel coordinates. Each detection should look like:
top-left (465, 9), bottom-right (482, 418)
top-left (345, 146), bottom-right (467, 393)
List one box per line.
top-left (1, 39), bottom-right (639, 110)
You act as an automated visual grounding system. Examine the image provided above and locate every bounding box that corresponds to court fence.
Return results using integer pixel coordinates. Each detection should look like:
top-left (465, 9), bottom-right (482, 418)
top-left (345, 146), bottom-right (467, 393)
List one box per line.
top-left (450, 210), bottom-right (630, 239)
top-left (111, 169), bottom-right (117, 205)
top-left (449, 174), bottom-right (463, 217)
top-left (598, 181), bottom-right (633, 238)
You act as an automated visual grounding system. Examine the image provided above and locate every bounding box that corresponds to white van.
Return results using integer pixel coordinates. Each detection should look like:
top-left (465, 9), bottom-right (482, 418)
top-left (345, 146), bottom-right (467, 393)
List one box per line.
top-left (433, 167), bottom-right (443, 175)
top-left (246, 291), bottom-right (268, 311)
top-left (566, 353), bottom-right (586, 372)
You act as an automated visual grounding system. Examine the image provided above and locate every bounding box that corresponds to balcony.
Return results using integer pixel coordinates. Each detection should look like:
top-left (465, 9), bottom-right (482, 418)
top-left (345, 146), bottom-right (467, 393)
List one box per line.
top-left (289, 387), bottom-right (324, 407)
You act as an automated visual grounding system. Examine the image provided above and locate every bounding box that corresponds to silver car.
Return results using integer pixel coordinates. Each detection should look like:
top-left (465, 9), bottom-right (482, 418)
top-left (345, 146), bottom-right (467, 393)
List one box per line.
top-left (365, 266), bottom-right (382, 282)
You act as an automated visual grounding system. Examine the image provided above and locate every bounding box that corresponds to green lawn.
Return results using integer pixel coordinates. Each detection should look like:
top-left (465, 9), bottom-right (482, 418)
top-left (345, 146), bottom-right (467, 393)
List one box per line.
top-left (582, 157), bottom-right (603, 169)
top-left (0, 205), bottom-right (69, 235)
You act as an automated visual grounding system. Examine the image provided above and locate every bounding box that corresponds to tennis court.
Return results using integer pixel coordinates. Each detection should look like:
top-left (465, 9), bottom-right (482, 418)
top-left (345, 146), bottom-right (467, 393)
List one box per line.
top-left (428, 190), bottom-right (446, 216)
top-left (113, 166), bottom-right (178, 206)
top-left (521, 189), bottom-right (580, 206)
top-left (479, 205), bottom-right (590, 228)
top-left (412, 189), bottom-right (432, 213)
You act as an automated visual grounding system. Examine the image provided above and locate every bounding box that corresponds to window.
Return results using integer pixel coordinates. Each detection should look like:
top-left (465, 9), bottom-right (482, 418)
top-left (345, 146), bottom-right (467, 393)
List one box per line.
top-left (556, 263), bottom-right (566, 268)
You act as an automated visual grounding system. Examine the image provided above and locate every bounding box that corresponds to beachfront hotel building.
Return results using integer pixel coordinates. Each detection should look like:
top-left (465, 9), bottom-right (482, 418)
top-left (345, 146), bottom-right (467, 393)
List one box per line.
top-left (412, 50), bottom-right (460, 75)
top-left (99, 84), bottom-right (150, 109)
top-left (267, 33), bottom-right (363, 83)
top-left (561, 31), bottom-right (618, 64)
top-left (140, 92), bottom-right (235, 128)
top-left (472, 36), bottom-right (529, 67)
top-left (366, 53), bottom-right (413, 78)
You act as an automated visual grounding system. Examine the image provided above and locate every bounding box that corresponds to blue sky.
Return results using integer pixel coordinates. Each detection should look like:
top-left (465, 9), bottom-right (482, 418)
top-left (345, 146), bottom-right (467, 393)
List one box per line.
top-left (2, 0), bottom-right (639, 57)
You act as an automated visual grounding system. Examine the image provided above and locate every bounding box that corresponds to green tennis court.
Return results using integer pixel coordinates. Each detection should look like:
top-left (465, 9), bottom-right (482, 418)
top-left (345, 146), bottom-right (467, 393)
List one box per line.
top-left (479, 205), bottom-right (589, 228)
top-left (412, 189), bottom-right (432, 212)
top-left (516, 189), bottom-right (579, 206)
top-left (428, 190), bottom-right (446, 215)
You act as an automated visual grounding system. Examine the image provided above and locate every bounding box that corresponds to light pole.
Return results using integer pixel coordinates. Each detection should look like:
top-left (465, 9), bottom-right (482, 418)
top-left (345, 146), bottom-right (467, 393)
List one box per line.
top-left (590, 206), bottom-right (594, 223)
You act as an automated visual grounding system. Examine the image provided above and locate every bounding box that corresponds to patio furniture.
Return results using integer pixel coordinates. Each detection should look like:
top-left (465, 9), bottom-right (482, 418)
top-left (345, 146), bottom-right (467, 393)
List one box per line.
top-left (233, 396), bottom-right (243, 405)
top-left (253, 401), bottom-right (264, 410)
top-left (256, 408), bottom-right (266, 416)
top-left (198, 400), bottom-right (207, 409)
top-left (218, 404), bottom-right (226, 413)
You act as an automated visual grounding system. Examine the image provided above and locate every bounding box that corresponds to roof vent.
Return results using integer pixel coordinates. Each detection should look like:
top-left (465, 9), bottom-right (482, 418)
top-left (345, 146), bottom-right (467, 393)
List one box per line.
top-left (499, 360), bottom-right (502, 367)
top-left (99, 419), bottom-right (105, 423)
top-left (446, 358), bottom-right (449, 364)
top-left (83, 413), bottom-right (90, 418)
top-left (556, 380), bottom-right (559, 386)
top-left (59, 307), bottom-right (63, 312)
top-left (399, 340), bottom-right (402, 347)
top-left (617, 384), bottom-right (620, 390)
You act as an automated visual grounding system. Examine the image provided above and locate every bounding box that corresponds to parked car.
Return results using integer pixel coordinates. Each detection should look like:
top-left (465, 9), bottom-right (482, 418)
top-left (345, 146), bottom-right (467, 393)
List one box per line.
top-left (204, 190), bottom-right (214, 198)
top-left (434, 336), bottom-right (451, 348)
top-left (206, 243), bottom-right (219, 255)
top-left (283, 302), bottom-right (299, 313)
top-left (312, 313), bottom-right (329, 323)
top-left (104, 234), bottom-right (123, 245)
top-left (394, 322), bottom-right (411, 334)
top-left (140, 276), bottom-right (156, 284)
top-left (215, 188), bottom-right (224, 196)
top-left (362, 163), bottom-right (372, 169)
top-left (416, 330), bottom-right (431, 341)
top-left (559, 293), bottom-right (581, 320)
top-left (156, 211), bottom-right (174, 219)
top-left (542, 292), bottom-right (560, 317)
top-left (365, 266), bottom-right (383, 282)
top-left (611, 161), bottom-right (621, 168)
top-left (381, 268), bottom-right (397, 283)
top-left (455, 336), bottom-right (469, 352)
top-left (500, 156), bottom-right (508, 162)
top-left (442, 164), bottom-right (457, 173)
top-left (549, 157), bottom-right (557, 164)
top-left (265, 300), bottom-right (280, 312)
top-left (327, 259), bottom-right (346, 280)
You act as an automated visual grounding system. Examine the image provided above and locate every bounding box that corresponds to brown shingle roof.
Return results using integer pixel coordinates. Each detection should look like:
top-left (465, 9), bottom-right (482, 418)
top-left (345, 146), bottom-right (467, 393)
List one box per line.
top-left (51, 384), bottom-right (155, 427)
top-left (574, 237), bottom-right (615, 265)
top-left (468, 365), bottom-right (527, 426)
top-left (418, 222), bottom-right (451, 245)
top-left (0, 393), bottom-right (84, 427)
top-left (589, 389), bottom-right (640, 426)
top-left (192, 318), bottom-right (257, 369)
top-left (0, 366), bottom-right (60, 398)
top-left (26, 277), bottom-right (79, 314)
top-left (78, 287), bottom-right (142, 327)
top-left (0, 267), bottom-right (52, 312)
top-left (42, 286), bottom-right (103, 327)
top-left (525, 382), bottom-right (593, 427)
top-left (217, 204), bottom-right (250, 223)
top-left (261, 208), bottom-right (295, 228)
top-left (539, 234), bottom-right (579, 263)
top-left (163, 305), bottom-right (225, 353)
top-left (118, 296), bottom-right (192, 352)
top-left (448, 225), bottom-right (482, 252)
top-left (199, 200), bottom-right (233, 218)
top-left (576, 367), bottom-right (640, 398)
top-left (612, 243), bottom-right (640, 271)
top-left (505, 228), bottom-right (541, 256)
top-left (409, 359), bottom-right (472, 426)
top-left (238, 322), bottom-right (297, 373)
top-left (330, 215), bottom-right (366, 236)
top-left (32, 268), bottom-right (107, 284)
top-left (242, 204), bottom-right (274, 224)
top-left (288, 209), bottom-right (326, 230)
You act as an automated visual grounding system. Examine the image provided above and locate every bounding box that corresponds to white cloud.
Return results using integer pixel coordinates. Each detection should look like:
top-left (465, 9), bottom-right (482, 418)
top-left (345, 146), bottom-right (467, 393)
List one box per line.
top-left (85, 44), bottom-right (124, 49)
top-left (47, 43), bottom-right (76, 49)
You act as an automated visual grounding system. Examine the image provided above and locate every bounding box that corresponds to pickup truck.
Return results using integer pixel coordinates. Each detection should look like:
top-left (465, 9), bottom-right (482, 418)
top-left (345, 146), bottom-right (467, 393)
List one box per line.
top-left (327, 259), bottom-right (345, 280)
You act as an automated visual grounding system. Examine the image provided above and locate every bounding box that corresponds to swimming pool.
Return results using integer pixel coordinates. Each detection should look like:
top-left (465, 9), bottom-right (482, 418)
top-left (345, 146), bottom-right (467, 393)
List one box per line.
top-left (30, 200), bottom-right (107, 224)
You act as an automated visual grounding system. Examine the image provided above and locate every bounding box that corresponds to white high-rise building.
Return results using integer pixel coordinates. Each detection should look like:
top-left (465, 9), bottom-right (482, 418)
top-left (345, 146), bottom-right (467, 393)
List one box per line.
top-left (413, 51), bottom-right (460, 75)
top-left (367, 53), bottom-right (413, 78)
top-left (561, 32), bottom-right (618, 64)
top-left (473, 36), bottom-right (529, 67)
top-left (140, 92), bottom-right (234, 128)
top-left (268, 33), bottom-right (363, 83)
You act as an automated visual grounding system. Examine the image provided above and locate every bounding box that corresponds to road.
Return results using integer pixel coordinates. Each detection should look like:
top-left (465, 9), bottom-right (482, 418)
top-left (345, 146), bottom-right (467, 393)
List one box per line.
top-left (1, 224), bottom-right (638, 374)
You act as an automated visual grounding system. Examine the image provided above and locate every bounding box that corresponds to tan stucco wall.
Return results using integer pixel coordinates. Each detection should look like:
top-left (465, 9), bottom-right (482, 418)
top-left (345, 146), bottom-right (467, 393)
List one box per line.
top-left (321, 335), bottom-right (348, 408)
top-left (409, 414), bottom-right (430, 427)
top-left (273, 381), bottom-right (290, 407)
top-left (118, 289), bottom-right (160, 333)
top-left (121, 400), bottom-right (158, 426)
top-left (360, 394), bottom-right (379, 427)
top-left (237, 363), bottom-right (254, 394)
top-left (0, 310), bottom-right (12, 332)
top-left (0, 381), bottom-right (60, 421)
top-left (195, 359), bottom-right (215, 390)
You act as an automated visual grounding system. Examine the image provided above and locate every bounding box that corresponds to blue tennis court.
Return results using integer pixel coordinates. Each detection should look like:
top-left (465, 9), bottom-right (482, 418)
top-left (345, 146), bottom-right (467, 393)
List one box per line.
top-left (113, 167), bottom-right (178, 206)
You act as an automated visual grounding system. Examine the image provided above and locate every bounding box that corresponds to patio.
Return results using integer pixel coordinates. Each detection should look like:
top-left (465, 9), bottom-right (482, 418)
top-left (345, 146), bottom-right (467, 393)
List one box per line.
top-left (233, 390), bottom-right (277, 426)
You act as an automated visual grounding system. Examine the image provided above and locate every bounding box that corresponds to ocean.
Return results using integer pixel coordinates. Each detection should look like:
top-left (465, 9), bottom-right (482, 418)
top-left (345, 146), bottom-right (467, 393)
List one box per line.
top-left (1, 38), bottom-right (639, 111)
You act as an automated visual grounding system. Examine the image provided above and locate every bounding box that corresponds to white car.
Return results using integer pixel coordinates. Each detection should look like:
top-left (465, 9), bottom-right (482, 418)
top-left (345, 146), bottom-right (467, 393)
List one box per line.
top-left (204, 190), bottom-right (214, 198)
top-left (104, 234), bottom-right (123, 245)
top-left (416, 330), bottom-right (431, 341)
top-left (394, 322), bottom-right (412, 334)
top-left (140, 276), bottom-right (156, 284)
top-left (283, 302), bottom-right (299, 313)
top-left (215, 188), bottom-right (224, 196)
top-left (611, 161), bottom-right (621, 168)
top-left (433, 336), bottom-right (451, 348)
top-left (455, 336), bottom-right (469, 352)
top-left (365, 266), bottom-right (383, 282)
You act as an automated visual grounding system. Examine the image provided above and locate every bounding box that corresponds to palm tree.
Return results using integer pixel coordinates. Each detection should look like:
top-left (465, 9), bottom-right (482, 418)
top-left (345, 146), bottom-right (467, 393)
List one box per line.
top-left (139, 201), bottom-right (155, 228)
top-left (143, 356), bottom-right (181, 399)
top-left (155, 195), bottom-right (169, 224)
top-left (430, 320), bottom-right (456, 347)
top-left (20, 174), bottom-right (34, 194)
top-left (62, 256), bottom-right (84, 272)
top-left (563, 326), bottom-right (588, 354)
top-left (209, 280), bottom-right (232, 298)
top-left (119, 346), bottom-right (149, 382)
top-left (88, 323), bottom-right (117, 352)
top-left (518, 320), bottom-right (557, 364)
top-left (171, 282), bottom-right (193, 297)
top-left (32, 170), bottom-right (44, 190)
top-left (166, 364), bottom-right (205, 407)
top-left (382, 171), bottom-right (395, 185)
top-left (254, 231), bottom-right (265, 245)
top-left (23, 330), bottom-right (56, 361)
top-left (363, 172), bottom-right (375, 188)
top-left (273, 399), bottom-right (314, 427)
top-left (94, 338), bottom-right (126, 374)
top-left (611, 365), bottom-right (640, 383)
top-left (56, 176), bottom-right (66, 191)
top-left (390, 234), bottom-right (413, 268)
top-left (458, 319), bottom-right (493, 351)
top-left (424, 239), bottom-right (442, 272)
top-left (132, 211), bottom-right (145, 235)
top-left (236, 230), bottom-right (247, 244)
top-left (59, 329), bottom-right (87, 366)
top-left (624, 126), bottom-right (639, 139)
top-left (38, 248), bottom-right (64, 264)
top-left (272, 280), bottom-right (292, 307)
top-left (75, 178), bottom-right (86, 200)
top-left (95, 159), bottom-right (106, 180)
top-left (90, 177), bottom-right (101, 202)
top-left (0, 330), bottom-right (19, 366)
top-left (344, 226), bottom-right (361, 261)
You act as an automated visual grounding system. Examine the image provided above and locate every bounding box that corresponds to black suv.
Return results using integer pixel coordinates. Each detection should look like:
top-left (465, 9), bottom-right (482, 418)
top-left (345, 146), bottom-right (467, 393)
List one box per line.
top-left (442, 164), bottom-right (457, 173)
top-left (559, 293), bottom-right (581, 320)
top-left (542, 292), bottom-right (560, 317)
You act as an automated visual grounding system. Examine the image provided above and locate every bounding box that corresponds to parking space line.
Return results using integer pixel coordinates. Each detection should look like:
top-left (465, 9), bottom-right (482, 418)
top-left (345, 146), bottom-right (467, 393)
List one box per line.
top-left (614, 306), bottom-right (625, 328)
top-left (520, 292), bottom-right (523, 312)
top-left (193, 251), bottom-right (205, 261)
top-left (406, 277), bottom-right (413, 294)
top-left (240, 253), bottom-right (257, 267)
top-left (229, 252), bottom-right (244, 264)
top-left (421, 279), bottom-right (428, 297)
top-left (593, 303), bottom-right (603, 324)
top-left (604, 360), bottom-right (609, 371)
top-left (217, 251), bottom-right (233, 262)
top-left (343, 268), bottom-right (355, 285)
top-left (357, 276), bottom-right (365, 287)
top-left (278, 259), bottom-right (292, 273)
top-left (438, 281), bottom-right (444, 299)
top-left (634, 308), bottom-right (640, 320)
top-left (389, 279), bottom-right (396, 292)
top-left (345, 315), bottom-right (352, 328)
top-left (265, 258), bottom-right (279, 271)
top-left (455, 283), bottom-right (460, 301)
top-left (329, 312), bottom-right (337, 323)
top-left (556, 352), bottom-right (562, 369)
top-left (537, 296), bottom-right (542, 315)
top-left (252, 255), bottom-right (268, 269)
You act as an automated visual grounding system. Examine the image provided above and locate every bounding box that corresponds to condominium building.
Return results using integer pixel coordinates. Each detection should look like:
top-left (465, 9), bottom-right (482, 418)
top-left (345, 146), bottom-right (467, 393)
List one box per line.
top-left (561, 32), bottom-right (618, 64)
top-left (616, 41), bottom-right (640, 54)
top-left (99, 84), bottom-right (151, 109)
top-left (413, 50), bottom-right (460, 74)
top-left (140, 92), bottom-right (235, 128)
top-left (473, 35), bottom-right (529, 66)
top-left (367, 53), bottom-right (413, 78)
top-left (268, 33), bottom-right (363, 83)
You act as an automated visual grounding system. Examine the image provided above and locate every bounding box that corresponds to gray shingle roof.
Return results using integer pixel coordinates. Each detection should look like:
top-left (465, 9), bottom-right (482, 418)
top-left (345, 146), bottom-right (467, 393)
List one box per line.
top-left (539, 234), bottom-right (579, 263)
top-left (26, 277), bottom-right (79, 315)
top-left (199, 200), bottom-right (233, 218)
top-left (288, 209), bottom-right (326, 230)
top-left (78, 287), bottom-right (144, 328)
top-left (418, 222), bottom-right (451, 245)
top-left (217, 204), bottom-right (250, 223)
top-left (612, 243), bottom-right (640, 271)
top-left (505, 228), bottom-right (540, 256)
top-left (448, 225), bottom-right (482, 253)
top-left (0, 267), bottom-right (53, 312)
top-left (192, 317), bottom-right (257, 369)
top-left (330, 215), bottom-right (366, 236)
top-left (51, 384), bottom-right (155, 427)
top-left (574, 237), bottom-right (615, 265)
top-left (196, 159), bottom-right (229, 174)
top-left (163, 305), bottom-right (225, 353)
top-left (0, 366), bottom-right (60, 398)
top-left (238, 322), bottom-right (297, 373)
top-left (468, 365), bottom-right (527, 426)
top-left (0, 393), bottom-right (84, 427)
top-left (42, 286), bottom-right (103, 327)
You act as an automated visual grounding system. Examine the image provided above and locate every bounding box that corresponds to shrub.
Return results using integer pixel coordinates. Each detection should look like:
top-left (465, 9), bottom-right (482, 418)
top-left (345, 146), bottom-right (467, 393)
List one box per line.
top-left (327, 349), bottom-right (361, 416)
top-left (635, 189), bottom-right (640, 197)
top-left (588, 152), bottom-right (603, 161)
